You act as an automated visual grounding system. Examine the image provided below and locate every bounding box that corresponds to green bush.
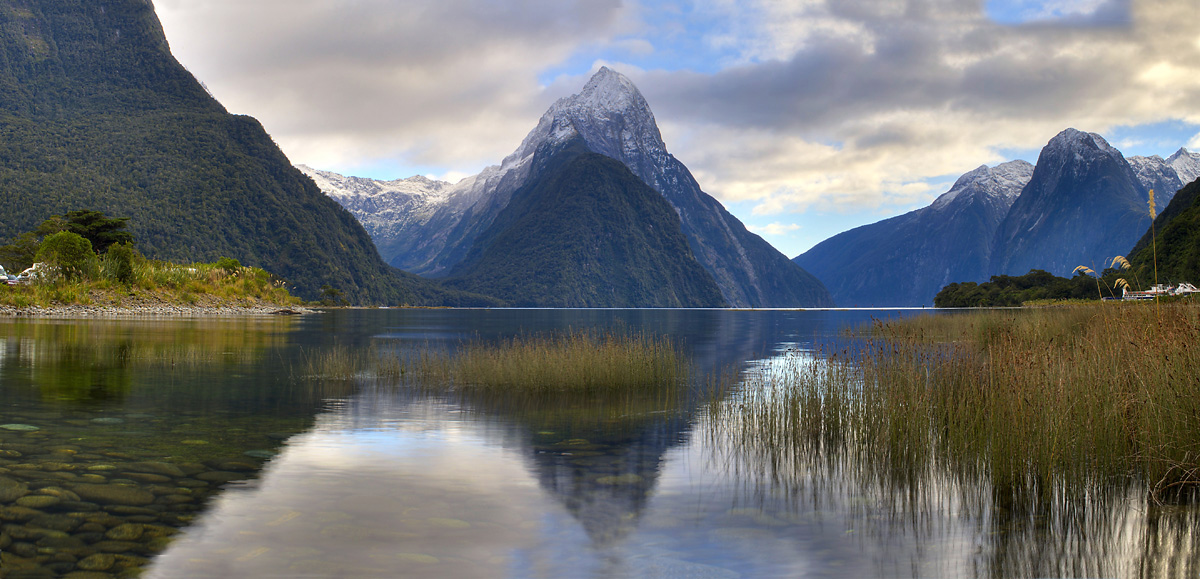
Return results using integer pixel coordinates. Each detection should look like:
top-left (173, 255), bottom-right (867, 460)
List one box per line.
top-left (104, 242), bottom-right (139, 285)
top-left (216, 257), bottom-right (242, 273)
top-left (35, 231), bottom-right (97, 281)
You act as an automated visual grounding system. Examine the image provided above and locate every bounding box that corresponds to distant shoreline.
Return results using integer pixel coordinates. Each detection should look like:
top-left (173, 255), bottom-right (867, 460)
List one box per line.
top-left (0, 304), bottom-right (316, 318)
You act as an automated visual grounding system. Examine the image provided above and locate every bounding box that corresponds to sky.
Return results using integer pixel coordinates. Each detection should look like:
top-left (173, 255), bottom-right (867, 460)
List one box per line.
top-left (154, 0), bottom-right (1200, 258)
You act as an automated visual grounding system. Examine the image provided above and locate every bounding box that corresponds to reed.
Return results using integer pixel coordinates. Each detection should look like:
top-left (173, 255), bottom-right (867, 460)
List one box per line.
top-left (308, 330), bottom-right (689, 396)
top-left (712, 304), bottom-right (1200, 507)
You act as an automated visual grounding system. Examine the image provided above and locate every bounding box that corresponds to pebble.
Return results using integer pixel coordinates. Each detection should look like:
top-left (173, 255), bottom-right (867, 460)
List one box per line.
top-left (71, 484), bottom-right (156, 506)
top-left (0, 424), bottom-right (40, 432)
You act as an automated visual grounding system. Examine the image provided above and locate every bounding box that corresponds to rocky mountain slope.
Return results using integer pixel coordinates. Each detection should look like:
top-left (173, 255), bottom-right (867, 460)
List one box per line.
top-left (304, 68), bottom-right (833, 308)
top-left (990, 129), bottom-right (1153, 277)
top-left (794, 161), bottom-right (1033, 306)
top-left (442, 142), bottom-right (727, 307)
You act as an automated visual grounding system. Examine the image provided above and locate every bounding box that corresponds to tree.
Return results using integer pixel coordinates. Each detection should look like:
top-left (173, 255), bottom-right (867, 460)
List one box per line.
top-left (0, 231), bottom-right (42, 272)
top-left (36, 231), bottom-right (98, 281)
top-left (39, 210), bottom-right (134, 254)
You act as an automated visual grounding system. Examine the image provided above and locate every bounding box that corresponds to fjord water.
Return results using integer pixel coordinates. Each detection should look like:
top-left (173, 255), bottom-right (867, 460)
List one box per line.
top-left (0, 310), bottom-right (1193, 578)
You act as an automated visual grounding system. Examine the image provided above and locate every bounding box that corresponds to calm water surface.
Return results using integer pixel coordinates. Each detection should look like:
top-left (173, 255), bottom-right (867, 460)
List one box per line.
top-left (0, 309), bottom-right (1194, 578)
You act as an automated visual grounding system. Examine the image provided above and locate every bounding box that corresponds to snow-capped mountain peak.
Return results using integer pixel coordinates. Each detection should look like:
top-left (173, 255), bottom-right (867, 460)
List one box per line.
top-left (931, 160), bottom-right (1033, 210)
top-left (1167, 147), bottom-right (1200, 184)
top-left (1043, 128), bottom-right (1122, 162)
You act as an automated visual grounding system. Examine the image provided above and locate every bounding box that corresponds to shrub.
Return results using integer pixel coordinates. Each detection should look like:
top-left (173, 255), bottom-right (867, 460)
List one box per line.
top-left (35, 231), bottom-right (97, 281)
top-left (216, 257), bottom-right (241, 273)
top-left (104, 242), bottom-right (139, 285)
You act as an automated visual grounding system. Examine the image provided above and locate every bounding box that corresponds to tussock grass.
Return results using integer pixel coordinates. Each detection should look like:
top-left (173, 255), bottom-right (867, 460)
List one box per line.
top-left (712, 304), bottom-right (1200, 506)
top-left (308, 330), bottom-right (689, 395)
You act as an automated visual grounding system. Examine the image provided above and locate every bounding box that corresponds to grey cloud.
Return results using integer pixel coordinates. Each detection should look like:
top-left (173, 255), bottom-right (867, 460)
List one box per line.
top-left (636, 0), bottom-right (1181, 143)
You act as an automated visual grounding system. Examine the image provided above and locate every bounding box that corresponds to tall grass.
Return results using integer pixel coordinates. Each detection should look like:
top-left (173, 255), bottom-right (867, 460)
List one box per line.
top-left (711, 304), bottom-right (1200, 508)
top-left (0, 259), bottom-right (296, 308)
top-left (308, 330), bottom-right (689, 396)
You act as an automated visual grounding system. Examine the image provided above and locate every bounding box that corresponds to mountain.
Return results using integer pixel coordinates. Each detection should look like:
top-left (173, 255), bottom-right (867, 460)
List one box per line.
top-left (990, 129), bottom-right (1153, 277)
top-left (440, 141), bottom-right (726, 307)
top-left (304, 68), bottom-right (833, 308)
top-left (1127, 175), bottom-right (1200, 286)
top-left (794, 161), bottom-right (1033, 307)
top-left (0, 0), bottom-right (479, 304)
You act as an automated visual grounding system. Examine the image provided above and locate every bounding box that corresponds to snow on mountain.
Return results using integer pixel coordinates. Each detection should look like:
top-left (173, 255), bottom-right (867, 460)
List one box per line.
top-left (1126, 155), bottom-right (1183, 207)
top-left (931, 160), bottom-right (1033, 211)
top-left (1167, 147), bottom-right (1200, 185)
top-left (300, 67), bottom-right (833, 306)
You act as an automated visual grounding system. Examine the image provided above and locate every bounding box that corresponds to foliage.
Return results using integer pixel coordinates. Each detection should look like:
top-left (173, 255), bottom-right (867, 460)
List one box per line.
top-left (56, 210), bottom-right (134, 253)
top-left (0, 0), bottom-right (504, 307)
top-left (216, 257), bottom-right (241, 273)
top-left (934, 269), bottom-right (1125, 307)
top-left (309, 330), bottom-right (688, 395)
top-left (0, 256), bottom-right (300, 308)
top-left (1129, 178), bottom-right (1200, 287)
top-left (35, 231), bottom-right (97, 280)
top-left (0, 230), bottom-right (40, 272)
top-left (711, 304), bottom-right (1200, 516)
top-left (104, 242), bottom-right (139, 284)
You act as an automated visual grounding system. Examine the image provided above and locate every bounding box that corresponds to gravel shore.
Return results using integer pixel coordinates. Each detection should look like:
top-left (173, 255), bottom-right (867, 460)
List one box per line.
top-left (0, 304), bottom-right (316, 318)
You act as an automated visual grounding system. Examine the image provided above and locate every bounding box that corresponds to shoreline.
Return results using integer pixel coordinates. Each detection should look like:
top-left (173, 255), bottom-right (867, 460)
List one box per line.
top-left (0, 304), bottom-right (317, 318)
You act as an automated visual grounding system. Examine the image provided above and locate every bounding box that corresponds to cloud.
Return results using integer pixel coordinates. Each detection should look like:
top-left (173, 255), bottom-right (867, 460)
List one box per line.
top-left (154, 0), bottom-right (1200, 224)
top-left (631, 0), bottom-right (1200, 212)
top-left (747, 222), bottom-right (802, 236)
top-left (155, 0), bottom-right (629, 171)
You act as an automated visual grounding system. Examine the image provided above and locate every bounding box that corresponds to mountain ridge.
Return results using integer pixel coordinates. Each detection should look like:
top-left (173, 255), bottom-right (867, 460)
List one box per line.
top-left (304, 67), bottom-right (833, 308)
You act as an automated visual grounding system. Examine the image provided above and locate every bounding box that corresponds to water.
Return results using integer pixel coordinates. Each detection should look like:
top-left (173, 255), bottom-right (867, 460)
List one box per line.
top-left (0, 309), bottom-right (1195, 578)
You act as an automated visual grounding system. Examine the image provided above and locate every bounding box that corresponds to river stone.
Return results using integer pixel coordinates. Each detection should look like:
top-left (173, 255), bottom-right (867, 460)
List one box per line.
top-left (77, 523), bottom-right (106, 533)
top-left (0, 449), bottom-right (22, 458)
top-left (125, 462), bottom-right (184, 478)
top-left (215, 461), bottom-right (256, 472)
top-left (242, 450), bottom-right (276, 460)
top-left (0, 506), bottom-right (41, 521)
top-left (103, 505), bottom-right (159, 516)
top-left (63, 572), bottom-right (117, 579)
top-left (104, 524), bottom-right (144, 541)
top-left (0, 532), bottom-right (9, 549)
top-left (58, 501), bottom-right (100, 512)
top-left (156, 494), bottom-right (192, 505)
top-left (0, 424), bottom-right (40, 432)
top-left (77, 552), bottom-right (115, 569)
top-left (119, 473), bottom-right (170, 484)
top-left (10, 540), bottom-right (38, 558)
top-left (36, 534), bottom-right (86, 550)
top-left (17, 495), bottom-right (62, 509)
top-left (71, 485), bottom-right (155, 506)
top-left (89, 418), bottom-right (125, 425)
top-left (35, 487), bottom-right (80, 501)
top-left (29, 514), bottom-right (82, 532)
top-left (91, 540), bottom-right (140, 553)
top-left (194, 471), bottom-right (243, 484)
top-left (0, 476), bottom-right (29, 501)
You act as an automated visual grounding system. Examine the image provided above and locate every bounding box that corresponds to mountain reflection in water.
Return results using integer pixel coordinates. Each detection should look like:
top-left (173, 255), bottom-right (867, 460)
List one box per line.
top-left (1, 309), bottom-right (1196, 578)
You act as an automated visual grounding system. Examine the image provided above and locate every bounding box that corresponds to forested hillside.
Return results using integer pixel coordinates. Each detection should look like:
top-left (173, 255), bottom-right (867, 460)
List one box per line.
top-left (0, 0), bottom-right (482, 304)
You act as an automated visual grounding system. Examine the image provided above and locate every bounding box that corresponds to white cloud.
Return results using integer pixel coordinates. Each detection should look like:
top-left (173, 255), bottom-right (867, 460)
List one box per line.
top-left (747, 222), bottom-right (802, 236)
top-left (153, 0), bottom-right (1200, 228)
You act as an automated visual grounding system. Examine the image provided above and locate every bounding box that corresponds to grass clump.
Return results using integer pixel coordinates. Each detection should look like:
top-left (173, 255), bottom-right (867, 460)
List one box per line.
top-left (309, 330), bottom-right (689, 395)
top-left (713, 303), bottom-right (1200, 506)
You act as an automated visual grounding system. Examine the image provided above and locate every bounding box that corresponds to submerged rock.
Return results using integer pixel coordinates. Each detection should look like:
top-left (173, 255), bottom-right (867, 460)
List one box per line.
top-left (70, 484), bottom-right (155, 506)
top-left (0, 424), bottom-right (40, 431)
top-left (0, 477), bottom-right (30, 502)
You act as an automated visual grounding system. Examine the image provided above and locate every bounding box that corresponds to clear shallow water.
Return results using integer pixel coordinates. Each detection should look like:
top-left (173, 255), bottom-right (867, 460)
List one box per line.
top-left (0, 309), bottom-right (1195, 578)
